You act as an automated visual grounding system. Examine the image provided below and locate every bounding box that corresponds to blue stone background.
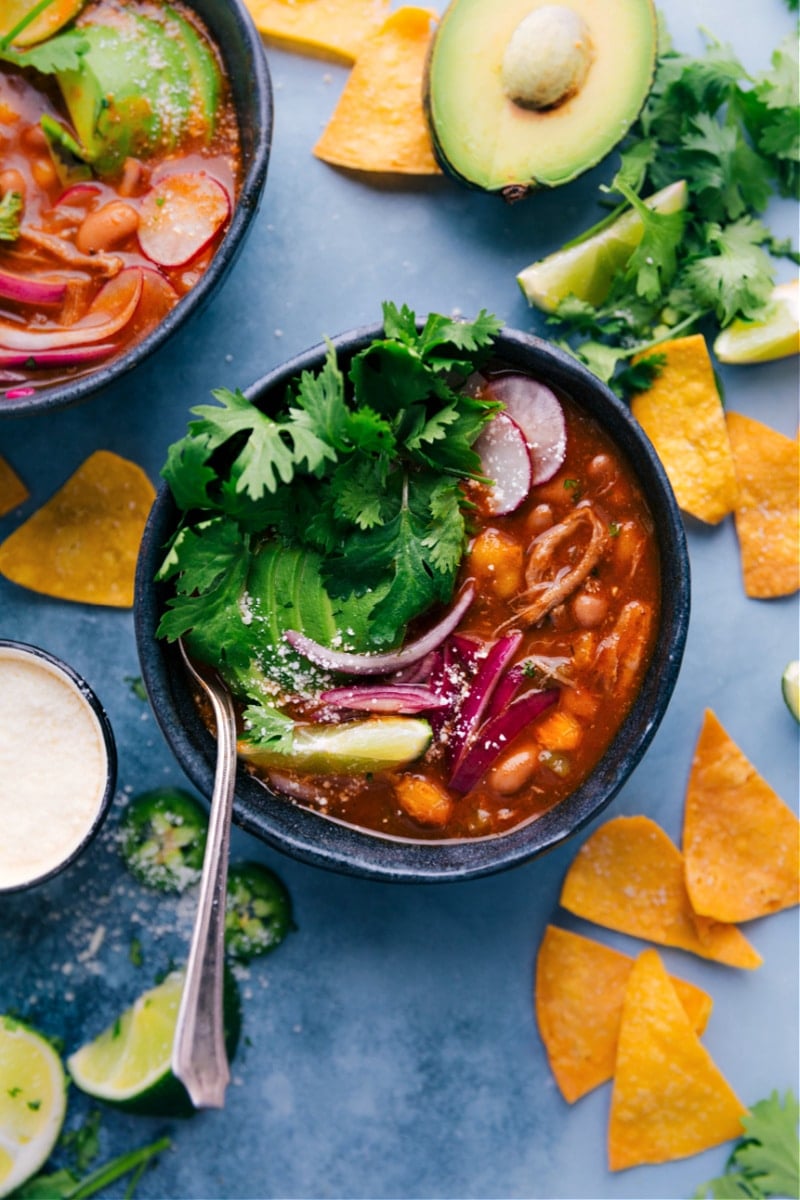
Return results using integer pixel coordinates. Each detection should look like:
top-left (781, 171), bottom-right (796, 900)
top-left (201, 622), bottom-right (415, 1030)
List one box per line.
top-left (0, 1), bottom-right (797, 1196)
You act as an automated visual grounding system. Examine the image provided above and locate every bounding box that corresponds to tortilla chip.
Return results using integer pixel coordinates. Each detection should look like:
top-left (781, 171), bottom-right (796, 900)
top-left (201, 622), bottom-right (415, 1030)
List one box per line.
top-left (244, 0), bottom-right (390, 62)
top-left (313, 7), bottom-right (442, 175)
top-left (683, 709), bottom-right (799, 922)
top-left (608, 949), bottom-right (748, 1171)
top-left (631, 335), bottom-right (739, 524)
top-left (535, 925), bottom-right (713, 1103)
top-left (0, 450), bottom-right (155, 607)
top-left (726, 412), bottom-right (799, 598)
top-left (0, 455), bottom-right (28, 517)
top-left (560, 815), bottom-right (762, 969)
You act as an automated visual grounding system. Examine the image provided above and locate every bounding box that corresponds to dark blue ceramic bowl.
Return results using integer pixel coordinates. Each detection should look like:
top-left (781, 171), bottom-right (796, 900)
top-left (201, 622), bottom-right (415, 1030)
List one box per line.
top-left (134, 326), bottom-right (690, 883)
top-left (0, 0), bottom-right (273, 418)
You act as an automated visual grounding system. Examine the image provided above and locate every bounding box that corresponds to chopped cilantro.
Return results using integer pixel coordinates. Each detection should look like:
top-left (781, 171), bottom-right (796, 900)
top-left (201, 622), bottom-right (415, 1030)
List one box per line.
top-left (157, 304), bottom-right (502, 745)
top-left (0, 191), bottom-right (22, 242)
top-left (694, 1091), bottom-right (799, 1199)
top-left (545, 21), bottom-right (799, 396)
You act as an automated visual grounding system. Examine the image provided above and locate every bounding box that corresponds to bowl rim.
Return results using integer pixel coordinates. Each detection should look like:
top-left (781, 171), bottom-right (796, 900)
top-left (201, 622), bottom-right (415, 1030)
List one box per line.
top-left (134, 323), bottom-right (691, 883)
top-left (0, 638), bottom-right (118, 893)
top-left (0, 0), bottom-right (273, 419)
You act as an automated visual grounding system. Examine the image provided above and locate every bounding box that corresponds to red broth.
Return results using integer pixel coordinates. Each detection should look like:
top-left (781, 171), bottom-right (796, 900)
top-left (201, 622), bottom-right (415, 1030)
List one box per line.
top-left (240, 382), bottom-right (661, 842)
top-left (0, 0), bottom-right (241, 396)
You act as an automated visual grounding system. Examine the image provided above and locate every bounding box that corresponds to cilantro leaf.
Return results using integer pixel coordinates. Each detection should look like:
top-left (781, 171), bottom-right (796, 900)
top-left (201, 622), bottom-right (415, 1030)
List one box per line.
top-left (0, 190), bottom-right (22, 242)
top-left (683, 217), bottom-right (775, 324)
top-left (694, 1091), bottom-right (799, 1200)
top-left (0, 30), bottom-right (88, 74)
top-left (241, 703), bottom-right (294, 753)
top-left (614, 179), bottom-right (686, 301)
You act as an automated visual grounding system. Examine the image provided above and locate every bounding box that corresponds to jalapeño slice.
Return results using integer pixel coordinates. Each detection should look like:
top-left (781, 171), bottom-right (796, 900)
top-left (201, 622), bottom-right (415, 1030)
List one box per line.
top-left (119, 787), bottom-right (208, 892)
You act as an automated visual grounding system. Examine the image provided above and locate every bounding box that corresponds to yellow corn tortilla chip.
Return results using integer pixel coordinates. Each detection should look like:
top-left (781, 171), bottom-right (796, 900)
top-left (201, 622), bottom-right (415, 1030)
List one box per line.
top-left (535, 925), bottom-right (713, 1103)
top-left (608, 948), bottom-right (748, 1171)
top-left (0, 450), bottom-right (155, 607)
top-left (560, 815), bottom-right (762, 969)
top-left (726, 411), bottom-right (799, 598)
top-left (0, 455), bottom-right (28, 518)
top-left (631, 335), bottom-right (739, 524)
top-left (313, 7), bottom-right (442, 175)
top-left (243, 0), bottom-right (390, 62)
top-left (683, 709), bottom-right (799, 923)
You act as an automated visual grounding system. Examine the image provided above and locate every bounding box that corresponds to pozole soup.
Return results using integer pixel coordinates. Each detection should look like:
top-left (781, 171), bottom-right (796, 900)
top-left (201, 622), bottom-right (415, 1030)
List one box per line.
top-left (154, 309), bottom-right (662, 844)
top-left (0, 0), bottom-right (242, 398)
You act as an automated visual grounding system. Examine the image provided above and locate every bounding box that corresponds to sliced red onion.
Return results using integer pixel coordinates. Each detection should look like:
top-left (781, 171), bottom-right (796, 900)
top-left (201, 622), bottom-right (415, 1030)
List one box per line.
top-left (320, 684), bottom-right (449, 714)
top-left (449, 688), bottom-right (558, 793)
top-left (484, 662), bottom-right (526, 722)
top-left (390, 651), bottom-right (438, 685)
top-left (485, 374), bottom-right (567, 485)
top-left (474, 411), bottom-right (532, 515)
top-left (285, 582), bottom-right (476, 676)
top-left (449, 631), bottom-right (523, 763)
top-left (0, 343), bottom-right (116, 368)
top-left (0, 268), bottom-right (67, 307)
top-left (0, 268), bottom-right (142, 352)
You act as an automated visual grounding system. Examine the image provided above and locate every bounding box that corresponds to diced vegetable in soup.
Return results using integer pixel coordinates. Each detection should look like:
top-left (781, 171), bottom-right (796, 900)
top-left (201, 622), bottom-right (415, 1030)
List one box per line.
top-left (157, 309), bottom-right (660, 842)
top-left (0, 0), bottom-right (241, 395)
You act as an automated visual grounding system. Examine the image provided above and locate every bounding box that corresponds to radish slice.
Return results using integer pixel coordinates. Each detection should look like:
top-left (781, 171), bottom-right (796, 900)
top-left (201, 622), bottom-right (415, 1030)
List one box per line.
top-left (137, 173), bottom-right (231, 268)
top-left (474, 412), bottom-right (532, 514)
top-left (55, 183), bottom-right (102, 207)
top-left (0, 268), bottom-right (67, 307)
top-left (320, 684), bottom-right (449, 714)
top-left (286, 583), bottom-right (476, 676)
top-left (485, 374), bottom-right (567, 485)
top-left (0, 268), bottom-right (142, 352)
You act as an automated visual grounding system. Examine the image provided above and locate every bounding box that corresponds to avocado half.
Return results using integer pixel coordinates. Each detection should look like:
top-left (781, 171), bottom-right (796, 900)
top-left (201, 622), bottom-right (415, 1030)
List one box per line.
top-left (424, 0), bottom-right (657, 201)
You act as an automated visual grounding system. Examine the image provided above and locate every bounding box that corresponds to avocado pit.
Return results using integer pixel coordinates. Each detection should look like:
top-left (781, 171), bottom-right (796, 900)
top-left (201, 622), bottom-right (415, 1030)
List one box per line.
top-left (501, 5), bottom-right (594, 111)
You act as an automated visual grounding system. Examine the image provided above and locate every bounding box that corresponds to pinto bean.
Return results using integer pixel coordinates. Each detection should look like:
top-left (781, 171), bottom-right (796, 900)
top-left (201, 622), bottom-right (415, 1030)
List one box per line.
top-left (572, 588), bottom-right (609, 628)
top-left (0, 168), bottom-right (26, 200)
top-left (76, 200), bottom-right (140, 254)
top-left (526, 503), bottom-right (554, 536)
top-left (31, 156), bottom-right (56, 191)
top-left (488, 744), bottom-right (538, 795)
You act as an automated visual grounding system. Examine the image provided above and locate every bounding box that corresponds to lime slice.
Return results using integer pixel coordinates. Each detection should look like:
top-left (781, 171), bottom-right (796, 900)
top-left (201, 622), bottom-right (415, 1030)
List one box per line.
top-left (517, 179), bottom-right (688, 312)
top-left (67, 969), bottom-right (240, 1117)
top-left (238, 715), bottom-right (432, 773)
top-left (0, 0), bottom-right (85, 46)
top-left (782, 661), bottom-right (799, 722)
top-left (713, 281), bottom-right (800, 364)
top-left (0, 1017), bottom-right (67, 1198)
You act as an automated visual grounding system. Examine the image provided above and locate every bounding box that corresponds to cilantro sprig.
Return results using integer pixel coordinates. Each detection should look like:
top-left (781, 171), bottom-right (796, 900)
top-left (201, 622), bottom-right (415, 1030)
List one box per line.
top-left (157, 304), bottom-right (501, 722)
top-left (694, 1091), bottom-right (799, 1199)
top-left (547, 20), bottom-right (799, 394)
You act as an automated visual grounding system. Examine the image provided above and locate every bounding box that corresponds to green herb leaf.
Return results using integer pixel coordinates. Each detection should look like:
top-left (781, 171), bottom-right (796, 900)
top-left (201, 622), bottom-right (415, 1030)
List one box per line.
top-left (694, 1091), bottom-right (799, 1200)
top-left (0, 30), bottom-right (88, 75)
top-left (0, 191), bottom-right (22, 242)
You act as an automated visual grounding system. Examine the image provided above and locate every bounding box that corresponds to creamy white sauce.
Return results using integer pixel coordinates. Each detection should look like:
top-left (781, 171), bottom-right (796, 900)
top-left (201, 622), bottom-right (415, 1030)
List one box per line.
top-left (0, 646), bottom-right (109, 889)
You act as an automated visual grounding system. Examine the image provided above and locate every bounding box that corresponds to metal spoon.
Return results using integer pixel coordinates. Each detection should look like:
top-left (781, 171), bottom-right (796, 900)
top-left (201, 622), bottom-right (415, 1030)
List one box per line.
top-left (171, 639), bottom-right (238, 1109)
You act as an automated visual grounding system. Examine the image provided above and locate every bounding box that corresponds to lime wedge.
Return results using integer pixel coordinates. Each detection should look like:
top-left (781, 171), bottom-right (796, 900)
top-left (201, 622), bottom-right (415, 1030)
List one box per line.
top-left (517, 179), bottom-right (688, 312)
top-left (0, 1017), bottom-right (67, 1198)
top-left (782, 661), bottom-right (799, 723)
top-left (67, 969), bottom-right (240, 1117)
top-left (713, 281), bottom-right (800, 364)
top-left (238, 715), bottom-right (432, 773)
top-left (0, 0), bottom-right (85, 46)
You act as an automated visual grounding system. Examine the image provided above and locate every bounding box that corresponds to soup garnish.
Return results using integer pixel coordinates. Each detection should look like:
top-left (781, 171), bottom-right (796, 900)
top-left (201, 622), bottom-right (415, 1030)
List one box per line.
top-left (0, 0), bottom-right (241, 394)
top-left (156, 304), bottom-right (660, 841)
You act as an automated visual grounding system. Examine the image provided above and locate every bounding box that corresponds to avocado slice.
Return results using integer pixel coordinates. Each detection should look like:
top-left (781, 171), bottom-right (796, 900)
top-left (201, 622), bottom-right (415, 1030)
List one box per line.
top-left (54, 14), bottom-right (192, 176)
top-left (424, 0), bottom-right (657, 200)
top-left (160, 5), bottom-right (221, 139)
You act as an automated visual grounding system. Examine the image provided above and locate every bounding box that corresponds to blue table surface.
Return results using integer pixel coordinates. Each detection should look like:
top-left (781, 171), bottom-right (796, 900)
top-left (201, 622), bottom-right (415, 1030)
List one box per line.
top-left (1, 1), bottom-right (798, 1197)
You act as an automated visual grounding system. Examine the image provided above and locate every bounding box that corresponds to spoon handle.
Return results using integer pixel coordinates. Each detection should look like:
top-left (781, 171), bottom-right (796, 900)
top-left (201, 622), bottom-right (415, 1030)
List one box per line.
top-left (171, 669), bottom-right (238, 1109)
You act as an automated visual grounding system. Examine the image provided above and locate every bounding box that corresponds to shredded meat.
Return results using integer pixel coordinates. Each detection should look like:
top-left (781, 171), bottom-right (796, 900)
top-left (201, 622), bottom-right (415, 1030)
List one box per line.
top-left (17, 227), bottom-right (123, 277)
top-left (593, 600), bottom-right (654, 695)
top-left (509, 503), bottom-right (610, 628)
